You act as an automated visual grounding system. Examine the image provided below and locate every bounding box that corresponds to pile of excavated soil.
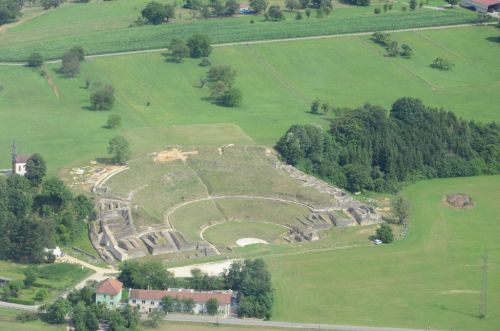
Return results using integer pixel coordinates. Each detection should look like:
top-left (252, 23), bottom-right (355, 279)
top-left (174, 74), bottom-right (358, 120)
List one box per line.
top-left (153, 148), bottom-right (198, 163)
top-left (444, 193), bottom-right (474, 209)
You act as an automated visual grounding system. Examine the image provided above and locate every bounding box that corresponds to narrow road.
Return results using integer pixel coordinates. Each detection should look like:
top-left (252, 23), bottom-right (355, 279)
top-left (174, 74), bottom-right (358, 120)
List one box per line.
top-left (0, 23), bottom-right (495, 66)
top-left (162, 314), bottom-right (436, 331)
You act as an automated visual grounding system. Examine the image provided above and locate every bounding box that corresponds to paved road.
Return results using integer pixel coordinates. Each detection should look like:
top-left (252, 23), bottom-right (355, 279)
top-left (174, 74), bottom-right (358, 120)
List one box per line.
top-left (0, 22), bottom-right (495, 66)
top-left (162, 314), bottom-right (436, 331)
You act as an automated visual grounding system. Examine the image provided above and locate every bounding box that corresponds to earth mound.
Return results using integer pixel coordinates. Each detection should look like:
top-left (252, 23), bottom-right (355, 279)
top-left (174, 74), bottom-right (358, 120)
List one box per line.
top-left (445, 193), bottom-right (474, 208)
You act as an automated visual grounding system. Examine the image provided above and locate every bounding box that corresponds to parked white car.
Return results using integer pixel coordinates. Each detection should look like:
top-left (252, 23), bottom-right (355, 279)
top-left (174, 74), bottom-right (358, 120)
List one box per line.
top-left (373, 239), bottom-right (383, 245)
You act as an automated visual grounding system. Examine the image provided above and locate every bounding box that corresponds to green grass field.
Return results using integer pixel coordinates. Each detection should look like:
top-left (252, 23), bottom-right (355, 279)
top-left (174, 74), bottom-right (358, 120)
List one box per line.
top-left (0, 1), bottom-right (480, 61)
top-left (266, 175), bottom-right (500, 330)
top-left (1, 26), bottom-right (499, 175)
top-left (0, 261), bottom-right (93, 304)
top-left (204, 221), bottom-right (288, 247)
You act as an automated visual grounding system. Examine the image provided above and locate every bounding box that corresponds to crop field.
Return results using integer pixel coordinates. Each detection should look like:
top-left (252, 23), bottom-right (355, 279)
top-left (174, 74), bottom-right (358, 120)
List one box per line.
top-left (1, 26), bottom-right (499, 175)
top-left (265, 175), bottom-right (500, 330)
top-left (0, 0), bottom-right (480, 61)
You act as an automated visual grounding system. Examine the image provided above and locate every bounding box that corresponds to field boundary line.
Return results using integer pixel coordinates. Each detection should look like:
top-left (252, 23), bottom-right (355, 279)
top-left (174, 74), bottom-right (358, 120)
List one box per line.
top-left (0, 23), bottom-right (495, 66)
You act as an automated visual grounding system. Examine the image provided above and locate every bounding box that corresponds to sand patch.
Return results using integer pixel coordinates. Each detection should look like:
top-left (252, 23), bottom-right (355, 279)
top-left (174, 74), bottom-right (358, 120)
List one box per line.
top-left (168, 259), bottom-right (238, 277)
top-left (153, 148), bottom-right (198, 163)
top-left (236, 238), bottom-right (269, 247)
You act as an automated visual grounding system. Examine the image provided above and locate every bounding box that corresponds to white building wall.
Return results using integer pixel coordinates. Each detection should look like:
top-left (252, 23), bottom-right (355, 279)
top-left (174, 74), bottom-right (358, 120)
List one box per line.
top-left (14, 162), bottom-right (27, 176)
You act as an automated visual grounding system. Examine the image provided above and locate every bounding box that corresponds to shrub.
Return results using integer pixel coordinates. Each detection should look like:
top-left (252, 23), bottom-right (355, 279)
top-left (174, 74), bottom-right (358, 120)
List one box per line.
top-left (16, 312), bottom-right (39, 322)
top-left (199, 58), bottom-right (211, 67)
top-left (35, 288), bottom-right (49, 301)
top-left (90, 84), bottom-right (115, 110)
top-left (295, 11), bottom-right (303, 19)
top-left (266, 5), bottom-right (285, 21)
top-left (386, 41), bottom-right (399, 57)
top-left (400, 44), bottom-right (413, 58)
top-left (431, 57), bottom-right (454, 70)
top-left (108, 136), bottom-right (131, 164)
top-left (374, 7), bottom-right (381, 14)
top-left (217, 87), bottom-right (242, 107)
top-left (27, 52), bottom-right (44, 67)
top-left (69, 46), bottom-right (85, 61)
top-left (106, 114), bottom-right (122, 129)
top-left (206, 298), bottom-right (219, 315)
top-left (376, 223), bottom-right (394, 243)
top-left (59, 52), bottom-right (80, 77)
top-left (187, 34), bottom-right (212, 58)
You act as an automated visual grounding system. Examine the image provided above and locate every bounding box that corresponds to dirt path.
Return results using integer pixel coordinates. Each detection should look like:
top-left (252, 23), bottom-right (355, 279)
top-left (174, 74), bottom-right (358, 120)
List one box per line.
top-left (0, 23), bottom-right (495, 66)
top-left (57, 254), bottom-right (118, 295)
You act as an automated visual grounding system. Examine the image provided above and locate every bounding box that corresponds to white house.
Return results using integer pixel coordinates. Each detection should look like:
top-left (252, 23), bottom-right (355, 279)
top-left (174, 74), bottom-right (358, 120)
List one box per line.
top-left (11, 142), bottom-right (31, 176)
top-left (128, 288), bottom-right (233, 316)
top-left (12, 154), bottom-right (31, 176)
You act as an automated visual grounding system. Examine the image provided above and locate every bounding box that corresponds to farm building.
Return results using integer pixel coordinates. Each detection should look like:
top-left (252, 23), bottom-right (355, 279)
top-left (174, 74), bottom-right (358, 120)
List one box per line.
top-left (460, 0), bottom-right (500, 12)
top-left (128, 288), bottom-right (234, 316)
top-left (95, 278), bottom-right (123, 309)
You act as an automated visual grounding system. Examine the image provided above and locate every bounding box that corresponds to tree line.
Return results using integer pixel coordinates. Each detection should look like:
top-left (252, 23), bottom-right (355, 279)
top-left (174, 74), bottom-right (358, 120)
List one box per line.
top-left (0, 154), bottom-right (95, 263)
top-left (118, 258), bottom-right (273, 319)
top-left (276, 97), bottom-right (500, 193)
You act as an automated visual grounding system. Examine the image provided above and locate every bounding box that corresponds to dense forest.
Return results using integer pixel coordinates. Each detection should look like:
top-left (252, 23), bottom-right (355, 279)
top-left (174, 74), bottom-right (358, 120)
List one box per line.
top-left (0, 154), bottom-right (95, 263)
top-left (276, 97), bottom-right (500, 192)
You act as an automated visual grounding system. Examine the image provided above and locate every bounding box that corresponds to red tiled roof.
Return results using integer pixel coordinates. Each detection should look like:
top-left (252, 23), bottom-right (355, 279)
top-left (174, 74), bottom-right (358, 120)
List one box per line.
top-left (470, 0), bottom-right (500, 5)
top-left (129, 289), bottom-right (232, 305)
top-left (96, 278), bottom-right (123, 295)
top-left (130, 289), bottom-right (168, 301)
top-left (14, 155), bottom-right (31, 163)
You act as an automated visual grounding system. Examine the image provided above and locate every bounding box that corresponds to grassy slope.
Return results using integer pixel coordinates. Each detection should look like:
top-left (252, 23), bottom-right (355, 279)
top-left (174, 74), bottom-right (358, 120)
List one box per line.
top-left (0, 261), bottom-right (92, 303)
top-left (0, 26), bottom-right (498, 173)
top-left (267, 175), bottom-right (500, 330)
top-left (0, 2), bottom-right (479, 61)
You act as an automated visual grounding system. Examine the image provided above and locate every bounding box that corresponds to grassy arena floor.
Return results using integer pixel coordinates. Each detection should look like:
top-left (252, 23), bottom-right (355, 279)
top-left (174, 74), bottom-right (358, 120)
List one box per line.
top-left (0, 1), bottom-right (479, 61)
top-left (266, 175), bottom-right (500, 330)
top-left (1, 26), bottom-right (499, 173)
top-left (203, 221), bottom-right (288, 247)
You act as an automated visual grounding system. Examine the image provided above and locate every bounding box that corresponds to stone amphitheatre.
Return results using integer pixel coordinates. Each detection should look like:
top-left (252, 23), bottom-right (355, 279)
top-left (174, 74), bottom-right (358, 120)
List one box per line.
top-left (87, 145), bottom-right (382, 264)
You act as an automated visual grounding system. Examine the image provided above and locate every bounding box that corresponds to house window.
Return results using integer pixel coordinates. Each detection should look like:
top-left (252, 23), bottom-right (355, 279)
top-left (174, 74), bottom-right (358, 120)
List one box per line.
top-left (132, 300), bottom-right (136, 304)
top-left (96, 301), bottom-right (100, 304)
top-left (142, 300), bottom-right (146, 304)
top-left (110, 302), bottom-right (114, 305)
top-left (151, 301), bottom-right (154, 305)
